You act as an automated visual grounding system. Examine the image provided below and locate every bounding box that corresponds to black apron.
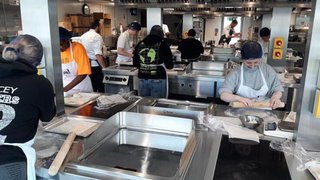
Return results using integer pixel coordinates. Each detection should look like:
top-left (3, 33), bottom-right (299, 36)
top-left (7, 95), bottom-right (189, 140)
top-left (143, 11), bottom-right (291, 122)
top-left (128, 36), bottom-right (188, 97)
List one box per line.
top-left (218, 28), bottom-right (235, 45)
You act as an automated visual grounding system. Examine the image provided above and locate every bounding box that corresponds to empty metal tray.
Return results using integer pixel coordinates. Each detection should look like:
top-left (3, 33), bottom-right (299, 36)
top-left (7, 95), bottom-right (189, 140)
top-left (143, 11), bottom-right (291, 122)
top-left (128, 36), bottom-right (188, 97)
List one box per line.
top-left (43, 116), bottom-right (103, 137)
top-left (73, 112), bottom-right (197, 179)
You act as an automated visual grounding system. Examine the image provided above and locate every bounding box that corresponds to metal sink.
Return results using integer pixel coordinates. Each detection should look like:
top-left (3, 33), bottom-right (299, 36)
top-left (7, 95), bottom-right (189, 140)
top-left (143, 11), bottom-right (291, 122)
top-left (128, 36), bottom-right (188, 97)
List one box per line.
top-left (68, 112), bottom-right (197, 179)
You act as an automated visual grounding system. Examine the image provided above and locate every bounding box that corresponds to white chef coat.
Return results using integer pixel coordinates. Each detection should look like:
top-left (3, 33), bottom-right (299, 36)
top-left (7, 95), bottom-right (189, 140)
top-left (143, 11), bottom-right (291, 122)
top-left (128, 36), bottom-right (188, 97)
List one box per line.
top-left (162, 24), bottom-right (170, 38)
top-left (81, 29), bottom-right (104, 67)
top-left (116, 30), bottom-right (134, 63)
top-left (259, 39), bottom-right (269, 64)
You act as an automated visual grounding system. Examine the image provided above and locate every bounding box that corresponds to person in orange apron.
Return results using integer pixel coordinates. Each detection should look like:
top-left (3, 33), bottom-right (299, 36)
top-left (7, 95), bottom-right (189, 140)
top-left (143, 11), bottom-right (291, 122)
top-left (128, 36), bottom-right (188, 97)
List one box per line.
top-left (0, 35), bottom-right (56, 179)
top-left (219, 41), bottom-right (284, 109)
top-left (59, 27), bottom-right (93, 96)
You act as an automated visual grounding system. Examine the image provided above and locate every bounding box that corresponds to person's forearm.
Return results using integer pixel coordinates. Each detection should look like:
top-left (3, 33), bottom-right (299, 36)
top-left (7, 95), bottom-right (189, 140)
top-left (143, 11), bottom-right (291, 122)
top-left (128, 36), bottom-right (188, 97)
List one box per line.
top-left (117, 48), bottom-right (133, 58)
top-left (63, 75), bottom-right (87, 92)
top-left (271, 91), bottom-right (282, 100)
top-left (96, 54), bottom-right (107, 68)
top-left (220, 92), bottom-right (242, 103)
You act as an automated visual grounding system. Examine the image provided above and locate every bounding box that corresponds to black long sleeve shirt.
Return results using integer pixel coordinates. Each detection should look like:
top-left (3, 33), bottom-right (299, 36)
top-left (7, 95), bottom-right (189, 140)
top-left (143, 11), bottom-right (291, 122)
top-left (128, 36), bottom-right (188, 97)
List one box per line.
top-left (133, 35), bottom-right (173, 79)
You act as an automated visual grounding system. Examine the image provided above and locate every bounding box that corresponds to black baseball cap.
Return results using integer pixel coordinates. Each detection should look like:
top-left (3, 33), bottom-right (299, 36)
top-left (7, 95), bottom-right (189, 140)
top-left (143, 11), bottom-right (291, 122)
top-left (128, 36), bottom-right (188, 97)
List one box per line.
top-left (59, 27), bottom-right (72, 41)
top-left (129, 22), bottom-right (141, 31)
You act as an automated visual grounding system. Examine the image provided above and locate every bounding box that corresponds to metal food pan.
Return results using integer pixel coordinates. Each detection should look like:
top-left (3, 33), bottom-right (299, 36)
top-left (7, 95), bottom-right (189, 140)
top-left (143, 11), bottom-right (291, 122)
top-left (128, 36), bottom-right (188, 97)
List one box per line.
top-left (82, 112), bottom-right (194, 159)
top-left (78, 112), bottom-right (196, 179)
top-left (83, 128), bottom-right (188, 177)
top-left (43, 116), bottom-right (103, 136)
top-left (127, 105), bottom-right (207, 124)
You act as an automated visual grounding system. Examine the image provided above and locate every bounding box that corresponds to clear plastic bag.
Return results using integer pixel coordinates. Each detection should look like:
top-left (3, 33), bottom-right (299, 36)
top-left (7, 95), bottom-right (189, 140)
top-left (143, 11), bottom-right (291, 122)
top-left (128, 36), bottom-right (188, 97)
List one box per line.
top-left (270, 139), bottom-right (320, 171)
top-left (203, 115), bottom-right (226, 132)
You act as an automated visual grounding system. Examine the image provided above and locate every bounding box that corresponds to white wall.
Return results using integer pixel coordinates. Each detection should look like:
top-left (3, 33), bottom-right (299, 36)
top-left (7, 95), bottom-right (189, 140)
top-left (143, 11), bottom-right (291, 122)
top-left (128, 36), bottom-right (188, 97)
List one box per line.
top-left (183, 14), bottom-right (193, 34)
top-left (146, 8), bottom-right (162, 32)
top-left (57, 0), bottom-right (82, 21)
top-left (242, 17), bottom-right (251, 40)
top-left (204, 17), bottom-right (222, 46)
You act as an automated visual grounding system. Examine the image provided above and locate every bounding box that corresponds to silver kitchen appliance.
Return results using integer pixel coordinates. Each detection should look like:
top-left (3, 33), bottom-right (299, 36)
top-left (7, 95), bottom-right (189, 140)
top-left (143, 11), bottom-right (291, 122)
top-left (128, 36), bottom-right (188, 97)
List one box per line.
top-left (102, 65), bottom-right (138, 94)
top-left (168, 61), bottom-right (225, 98)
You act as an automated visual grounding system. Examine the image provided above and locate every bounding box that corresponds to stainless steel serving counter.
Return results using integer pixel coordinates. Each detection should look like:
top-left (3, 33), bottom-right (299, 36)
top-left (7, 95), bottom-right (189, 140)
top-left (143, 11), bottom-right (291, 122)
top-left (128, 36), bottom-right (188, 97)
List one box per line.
top-left (35, 98), bottom-right (222, 180)
top-left (34, 98), bottom-right (313, 180)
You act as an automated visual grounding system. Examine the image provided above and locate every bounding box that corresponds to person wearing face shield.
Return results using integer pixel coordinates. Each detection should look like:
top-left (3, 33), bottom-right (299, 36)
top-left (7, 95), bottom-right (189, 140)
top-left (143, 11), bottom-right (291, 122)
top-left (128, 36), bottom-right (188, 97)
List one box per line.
top-left (219, 41), bottom-right (284, 109)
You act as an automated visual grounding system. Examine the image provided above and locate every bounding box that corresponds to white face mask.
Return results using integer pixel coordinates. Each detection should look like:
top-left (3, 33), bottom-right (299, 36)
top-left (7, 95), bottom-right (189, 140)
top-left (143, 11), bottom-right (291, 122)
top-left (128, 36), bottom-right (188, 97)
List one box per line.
top-left (243, 59), bottom-right (261, 71)
top-left (243, 64), bottom-right (259, 72)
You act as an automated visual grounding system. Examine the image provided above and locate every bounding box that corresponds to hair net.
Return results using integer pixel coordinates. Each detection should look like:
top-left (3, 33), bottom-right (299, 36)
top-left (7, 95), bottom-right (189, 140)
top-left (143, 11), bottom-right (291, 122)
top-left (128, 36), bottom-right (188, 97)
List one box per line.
top-left (241, 41), bottom-right (262, 60)
top-left (2, 34), bottom-right (43, 66)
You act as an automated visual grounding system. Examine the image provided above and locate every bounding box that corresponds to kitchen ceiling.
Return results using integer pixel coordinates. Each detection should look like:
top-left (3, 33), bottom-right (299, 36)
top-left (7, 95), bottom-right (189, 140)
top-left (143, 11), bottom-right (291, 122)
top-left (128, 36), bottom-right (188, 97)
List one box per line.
top-left (84, 0), bottom-right (311, 16)
top-left (113, 0), bottom-right (311, 7)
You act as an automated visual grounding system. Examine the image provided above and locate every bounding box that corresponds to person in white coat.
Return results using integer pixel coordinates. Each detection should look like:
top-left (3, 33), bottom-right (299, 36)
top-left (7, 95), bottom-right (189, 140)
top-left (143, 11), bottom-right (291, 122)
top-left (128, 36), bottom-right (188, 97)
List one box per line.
top-left (59, 27), bottom-right (93, 96)
top-left (81, 20), bottom-right (107, 93)
top-left (258, 27), bottom-right (271, 64)
top-left (219, 41), bottom-right (284, 109)
top-left (116, 22), bottom-right (141, 64)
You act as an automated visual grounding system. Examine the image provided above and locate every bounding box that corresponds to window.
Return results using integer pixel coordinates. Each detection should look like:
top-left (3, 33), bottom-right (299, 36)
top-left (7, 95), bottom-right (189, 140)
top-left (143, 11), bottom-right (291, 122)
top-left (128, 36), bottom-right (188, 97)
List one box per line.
top-left (223, 17), bottom-right (241, 45)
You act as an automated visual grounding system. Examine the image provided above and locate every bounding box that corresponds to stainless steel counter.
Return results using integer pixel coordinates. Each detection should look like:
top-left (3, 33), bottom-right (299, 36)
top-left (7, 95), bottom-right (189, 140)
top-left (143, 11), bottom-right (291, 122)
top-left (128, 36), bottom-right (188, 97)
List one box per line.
top-left (34, 100), bottom-right (313, 180)
top-left (102, 61), bottom-right (300, 104)
top-left (35, 98), bottom-right (222, 180)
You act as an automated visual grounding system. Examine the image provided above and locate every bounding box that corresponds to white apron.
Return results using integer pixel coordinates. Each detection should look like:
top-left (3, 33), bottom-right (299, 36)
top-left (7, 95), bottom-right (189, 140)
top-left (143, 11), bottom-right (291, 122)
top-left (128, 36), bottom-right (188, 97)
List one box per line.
top-left (236, 64), bottom-right (269, 100)
top-left (2, 138), bottom-right (36, 180)
top-left (62, 43), bottom-right (93, 96)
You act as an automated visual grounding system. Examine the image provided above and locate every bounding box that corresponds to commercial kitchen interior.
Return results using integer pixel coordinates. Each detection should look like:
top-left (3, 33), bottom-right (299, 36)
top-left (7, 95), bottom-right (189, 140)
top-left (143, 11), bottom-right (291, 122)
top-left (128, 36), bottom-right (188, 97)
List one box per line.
top-left (1, 0), bottom-right (320, 179)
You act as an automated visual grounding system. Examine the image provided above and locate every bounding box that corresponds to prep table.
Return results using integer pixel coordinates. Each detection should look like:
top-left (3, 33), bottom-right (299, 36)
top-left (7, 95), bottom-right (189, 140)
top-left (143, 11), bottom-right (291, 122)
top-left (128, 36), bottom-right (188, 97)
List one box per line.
top-left (34, 97), bottom-right (313, 180)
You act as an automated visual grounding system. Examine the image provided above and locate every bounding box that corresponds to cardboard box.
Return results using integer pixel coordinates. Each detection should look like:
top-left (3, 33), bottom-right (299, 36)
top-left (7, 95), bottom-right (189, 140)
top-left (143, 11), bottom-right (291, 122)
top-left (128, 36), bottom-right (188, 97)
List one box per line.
top-left (69, 15), bottom-right (81, 27)
top-left (81, 16), bottom-right (92, 27)
top-left (103, 13), bottom-right (111, 19)
top-left (58, 21), bottom-right (72, 31)
top-left (93, 12), bottom-right (104, 20)
top-left (101, 27), bottom-right (111, 36)
top-left (73, 27), bottom-right (89, 36)
top-left (103, 19), bottom-right (111, 28)
top-left (68, 14), bottom-right (92, 27)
